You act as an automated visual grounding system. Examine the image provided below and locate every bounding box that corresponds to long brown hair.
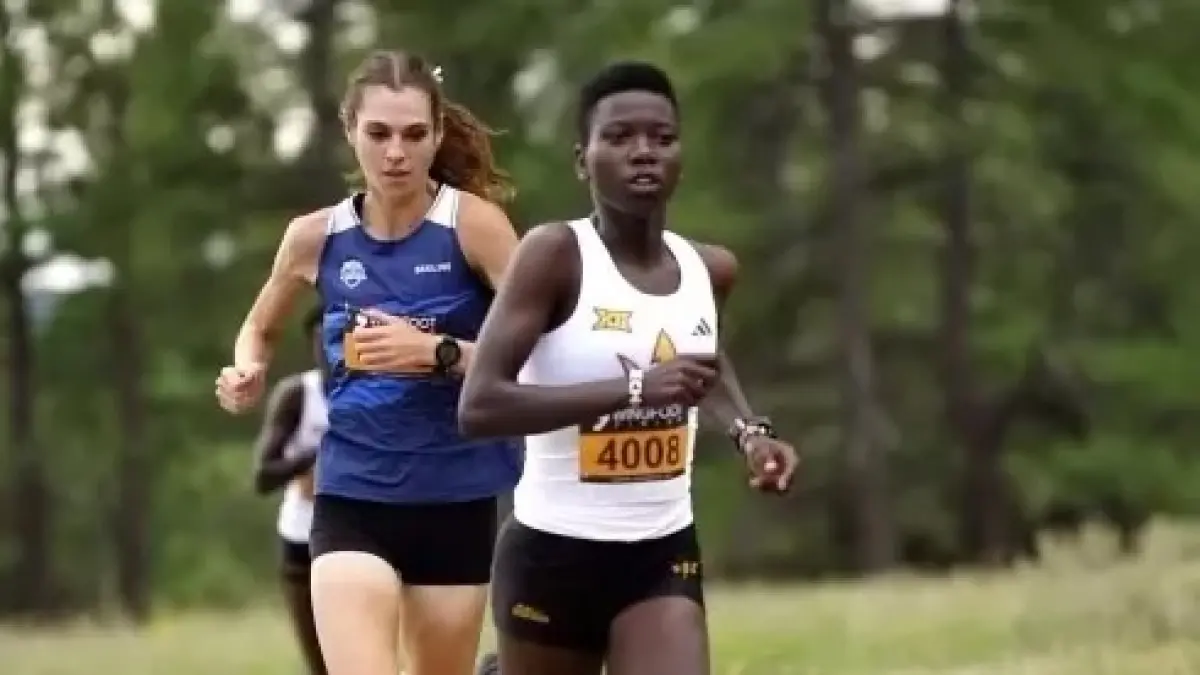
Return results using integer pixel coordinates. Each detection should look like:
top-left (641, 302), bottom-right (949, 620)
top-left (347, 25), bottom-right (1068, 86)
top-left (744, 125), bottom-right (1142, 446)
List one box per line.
top-left (339, 50), bottom-right (514, 203)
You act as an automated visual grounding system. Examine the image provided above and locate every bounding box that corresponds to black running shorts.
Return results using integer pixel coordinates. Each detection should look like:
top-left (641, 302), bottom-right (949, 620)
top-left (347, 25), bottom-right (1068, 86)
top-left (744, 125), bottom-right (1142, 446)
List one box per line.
top-left (309, 494), bottom-right (498, 585)
top-left (490, 518), bottom-right (705, 652)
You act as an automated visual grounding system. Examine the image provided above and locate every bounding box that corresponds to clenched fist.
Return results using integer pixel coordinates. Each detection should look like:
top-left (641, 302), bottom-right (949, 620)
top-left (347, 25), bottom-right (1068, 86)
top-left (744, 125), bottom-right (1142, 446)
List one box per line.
top-left (641, 355), bottom-right (719, 408)
top-left (215, 363), bottom-right (267, 414)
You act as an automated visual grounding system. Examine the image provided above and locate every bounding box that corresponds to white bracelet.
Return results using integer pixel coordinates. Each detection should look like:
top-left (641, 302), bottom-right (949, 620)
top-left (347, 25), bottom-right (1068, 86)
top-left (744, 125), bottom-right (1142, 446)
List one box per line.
top-left (628, 368), bottom-right (644, 407)
top-left (737, 427), bottom-right (765, 454)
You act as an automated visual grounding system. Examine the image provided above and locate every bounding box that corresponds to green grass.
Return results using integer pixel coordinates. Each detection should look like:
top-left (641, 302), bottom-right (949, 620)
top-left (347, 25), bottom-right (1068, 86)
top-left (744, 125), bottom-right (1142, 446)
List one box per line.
top-left (8, 522), bottom-right (1200, 674)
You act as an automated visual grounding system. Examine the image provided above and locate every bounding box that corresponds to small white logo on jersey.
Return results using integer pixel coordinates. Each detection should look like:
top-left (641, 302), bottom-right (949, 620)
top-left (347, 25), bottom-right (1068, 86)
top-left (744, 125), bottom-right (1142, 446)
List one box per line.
top-left (414, 262), bottom-right (452, 274)
top-left (692, 318), bottom-right (713, 337)
top-left (340, 259), bottom-right (367, 289)
top-left (404, 315), bottom-right (438, 332)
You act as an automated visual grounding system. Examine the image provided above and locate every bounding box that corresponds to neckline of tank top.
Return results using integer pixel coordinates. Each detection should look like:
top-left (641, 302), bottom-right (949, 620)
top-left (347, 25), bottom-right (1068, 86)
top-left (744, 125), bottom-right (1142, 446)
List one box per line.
top-left (349, 184), bottom-right (448, 244)
top-left (583, 214), bottom-right (685, 299)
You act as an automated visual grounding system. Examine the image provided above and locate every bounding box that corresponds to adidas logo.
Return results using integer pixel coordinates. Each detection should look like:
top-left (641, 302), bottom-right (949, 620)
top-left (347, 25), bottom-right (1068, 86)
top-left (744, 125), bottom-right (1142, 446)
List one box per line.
top-left (691, 318), bottom-right (713, 337)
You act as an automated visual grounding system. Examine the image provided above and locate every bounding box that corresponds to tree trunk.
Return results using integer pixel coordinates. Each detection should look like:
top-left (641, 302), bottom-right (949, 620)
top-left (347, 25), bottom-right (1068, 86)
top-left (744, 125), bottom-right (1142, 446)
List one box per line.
top-left (818, 0), bottom-right (895, 573)
top-left (98, 71), bottom-right (152, 621)
top-left (0, 8), bottom-right (54, 616)
top-left (295, 0), bottom-right (344, 206)
top-left (109, 286), bottom-right (150, 621)
top-left (937, 0), bottom-right (1009, 564)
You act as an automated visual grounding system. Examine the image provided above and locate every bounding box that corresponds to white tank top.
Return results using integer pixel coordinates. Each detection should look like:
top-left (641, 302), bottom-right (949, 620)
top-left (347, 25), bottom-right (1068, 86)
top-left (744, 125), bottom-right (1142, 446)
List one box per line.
top-left (513, 218), bottom-right (719, 542)
top-left (276, 369), bottom-right (328, 543)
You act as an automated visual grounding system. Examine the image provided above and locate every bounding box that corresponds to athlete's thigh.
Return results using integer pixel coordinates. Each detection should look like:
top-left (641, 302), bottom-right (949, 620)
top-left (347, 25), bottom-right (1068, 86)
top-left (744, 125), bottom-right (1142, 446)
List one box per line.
top-left (396, 604), bottom-right (410, 673)
top-left (606, 524), bottom-right (708, 675)
top-left (607, 595), bottom-right (709, 675)
top-left (401, 584), bottom-right (488, 675)
top-left (308, 495), bottom-right (405, 675)
top-left (491, 518), bottom-right (612, 654)
top-left (393, 498), bottom-right (498, 675)
top-left (310, 551), bottom-right (403, 675)
top-left (498, 632), bottom-right (604, 675)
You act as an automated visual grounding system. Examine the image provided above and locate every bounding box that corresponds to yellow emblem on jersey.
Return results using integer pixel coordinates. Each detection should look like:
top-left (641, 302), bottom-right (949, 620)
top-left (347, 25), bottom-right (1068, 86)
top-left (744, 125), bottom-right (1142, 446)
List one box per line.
top-left (616, 329), bottom-right (676, 373)
top-left (592, 307), bottom-right (633, 333)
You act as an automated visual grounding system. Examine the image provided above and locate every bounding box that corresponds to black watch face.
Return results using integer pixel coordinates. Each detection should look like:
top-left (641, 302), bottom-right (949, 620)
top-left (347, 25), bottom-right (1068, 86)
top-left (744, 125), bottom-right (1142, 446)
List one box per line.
top-left (436, 338), bottom-right (462, 367)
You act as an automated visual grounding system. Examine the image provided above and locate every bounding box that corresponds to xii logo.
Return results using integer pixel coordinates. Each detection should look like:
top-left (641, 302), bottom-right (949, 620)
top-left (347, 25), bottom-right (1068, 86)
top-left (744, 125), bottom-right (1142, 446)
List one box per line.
top-left (592, 307), bottom-right (633, 332)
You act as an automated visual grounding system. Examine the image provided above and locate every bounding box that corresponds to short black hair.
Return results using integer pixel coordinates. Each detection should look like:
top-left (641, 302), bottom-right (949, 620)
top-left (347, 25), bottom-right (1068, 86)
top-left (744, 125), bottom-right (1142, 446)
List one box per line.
top-left (576, 61), bottom-right (679, 141)
top-left (302, 306), bottom-right (322, 335)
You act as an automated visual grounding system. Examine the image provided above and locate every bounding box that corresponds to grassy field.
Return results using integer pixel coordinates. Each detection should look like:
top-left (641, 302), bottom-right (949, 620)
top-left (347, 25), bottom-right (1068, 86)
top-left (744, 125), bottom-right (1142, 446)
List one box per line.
top-left (7, 522), bottom-right (1200, 674)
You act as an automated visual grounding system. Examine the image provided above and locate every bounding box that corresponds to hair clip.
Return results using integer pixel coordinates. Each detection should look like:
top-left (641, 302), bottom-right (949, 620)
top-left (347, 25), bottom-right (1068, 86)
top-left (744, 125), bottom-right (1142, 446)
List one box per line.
top-left (430, 66), bottom-right (444, 83)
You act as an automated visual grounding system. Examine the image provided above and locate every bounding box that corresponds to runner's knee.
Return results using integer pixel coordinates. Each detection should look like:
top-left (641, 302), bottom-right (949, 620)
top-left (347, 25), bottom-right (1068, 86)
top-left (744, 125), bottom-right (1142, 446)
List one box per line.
top-left (310, 551), bottom-right (402, 675)
top-left (402, 584), bottom-right (488, 675)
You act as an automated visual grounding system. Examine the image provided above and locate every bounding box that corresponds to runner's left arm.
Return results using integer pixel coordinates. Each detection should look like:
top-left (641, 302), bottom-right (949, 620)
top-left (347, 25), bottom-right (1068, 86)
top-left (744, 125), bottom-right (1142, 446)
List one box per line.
top-left (692, 243), bottom-right (757, 428)
top-left (448, 192), bottom-right (521, 375)
top-left (694, 242), bottom-right (799, 491)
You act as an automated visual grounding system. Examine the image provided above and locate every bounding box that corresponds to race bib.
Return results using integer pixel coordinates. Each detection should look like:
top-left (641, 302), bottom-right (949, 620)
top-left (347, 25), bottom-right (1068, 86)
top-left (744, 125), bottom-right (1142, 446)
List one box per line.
top-left (343, 331), bottom-right (364, 370)
top-left (578, 406), bottom-right (691, 483)
top-left (342, 308), bottom-right (382, 371)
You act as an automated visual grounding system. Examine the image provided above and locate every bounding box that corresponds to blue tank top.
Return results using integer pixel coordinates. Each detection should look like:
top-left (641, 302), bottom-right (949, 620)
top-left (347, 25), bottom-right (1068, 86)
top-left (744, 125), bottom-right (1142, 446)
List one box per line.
top-left (313, 187), bottom-right (522, 504)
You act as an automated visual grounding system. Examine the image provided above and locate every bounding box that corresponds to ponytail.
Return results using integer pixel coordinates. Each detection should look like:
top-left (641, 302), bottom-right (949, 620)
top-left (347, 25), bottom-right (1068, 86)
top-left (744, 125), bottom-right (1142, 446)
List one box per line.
top-left (431, 100), bottom-right (515, 204)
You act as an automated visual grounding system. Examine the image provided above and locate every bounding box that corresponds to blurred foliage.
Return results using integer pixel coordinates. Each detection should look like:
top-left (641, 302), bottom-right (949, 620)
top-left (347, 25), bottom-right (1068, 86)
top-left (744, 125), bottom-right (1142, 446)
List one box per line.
top-left (1, 0), bottom-right (1200, 618)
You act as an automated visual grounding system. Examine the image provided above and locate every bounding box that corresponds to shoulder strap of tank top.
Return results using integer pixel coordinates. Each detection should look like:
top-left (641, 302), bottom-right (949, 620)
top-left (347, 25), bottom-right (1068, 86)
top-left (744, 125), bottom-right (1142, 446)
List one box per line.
top-left (566, 217), bottom-right (597, 249)
top-left (327, 196), bottom-right (358, 234)
top-left (663, 231), bottom-right (711, 288)
top-left (566, 218), bottom-right (616, 298)
top-left (569, 217), bottom-right (623, 266)
top-left (426, 185), bottom-right (458, 228)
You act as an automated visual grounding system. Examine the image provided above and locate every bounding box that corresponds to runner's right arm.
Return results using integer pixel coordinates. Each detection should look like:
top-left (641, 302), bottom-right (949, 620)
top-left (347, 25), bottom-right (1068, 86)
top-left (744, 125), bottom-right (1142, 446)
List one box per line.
top-left (252, 375), bottom-right (312, 494)
top-left (458, 224), bottom-right (630, 437)
top-left (233, 210), bottom-right (328, 369)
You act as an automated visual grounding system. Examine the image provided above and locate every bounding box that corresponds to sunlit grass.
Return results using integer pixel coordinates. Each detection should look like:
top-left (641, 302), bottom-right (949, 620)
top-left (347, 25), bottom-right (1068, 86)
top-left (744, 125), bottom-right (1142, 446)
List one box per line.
top-left (7, 521), bottom-right (1200, 674)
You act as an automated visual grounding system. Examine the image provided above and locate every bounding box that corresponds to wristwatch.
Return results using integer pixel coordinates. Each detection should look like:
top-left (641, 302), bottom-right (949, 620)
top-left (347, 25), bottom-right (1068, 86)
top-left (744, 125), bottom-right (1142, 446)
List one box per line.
top-left (727, 416), bottom-right (777, 454)
top-left (434, 335), bottom-right (463, 374)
